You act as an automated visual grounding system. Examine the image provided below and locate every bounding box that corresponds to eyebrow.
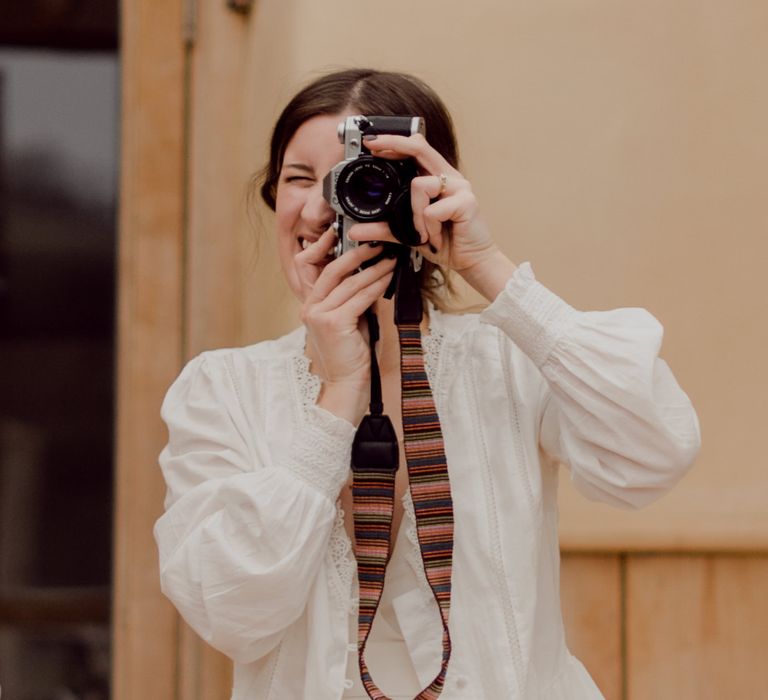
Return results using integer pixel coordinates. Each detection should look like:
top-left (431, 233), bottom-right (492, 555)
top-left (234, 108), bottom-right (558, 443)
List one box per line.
top-left (282, 163), bottom-right (315, 174)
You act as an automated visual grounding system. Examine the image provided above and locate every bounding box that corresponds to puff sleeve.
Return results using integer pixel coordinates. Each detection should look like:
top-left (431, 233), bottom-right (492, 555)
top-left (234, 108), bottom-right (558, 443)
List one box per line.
top-left (153, 352), bottom-right (355, 663)
top-left (481, 263), bottom-right (701, 508)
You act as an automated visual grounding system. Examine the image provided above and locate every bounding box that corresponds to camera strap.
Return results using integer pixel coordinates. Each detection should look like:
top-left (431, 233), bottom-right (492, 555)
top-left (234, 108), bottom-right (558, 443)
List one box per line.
top-left (351, 253), bottom-right (454, 700)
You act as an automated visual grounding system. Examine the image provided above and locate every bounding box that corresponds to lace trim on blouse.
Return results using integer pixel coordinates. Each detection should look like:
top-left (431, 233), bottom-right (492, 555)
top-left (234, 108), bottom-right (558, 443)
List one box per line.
top-left (285, 353), bottom-right (353, 500)
top-left (291, 353), bottom-right (322, 412)
top-left (289, 353), bottom-right (355, 607)
top-left (422, 329), bottom-right (443, 387)
top-left (328, 504), bottom-right (356, 610)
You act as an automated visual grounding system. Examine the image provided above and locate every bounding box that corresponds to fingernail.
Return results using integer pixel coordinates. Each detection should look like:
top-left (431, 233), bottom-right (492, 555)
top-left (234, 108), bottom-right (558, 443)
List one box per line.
top-left (362, 134), bottom-right (378, 141)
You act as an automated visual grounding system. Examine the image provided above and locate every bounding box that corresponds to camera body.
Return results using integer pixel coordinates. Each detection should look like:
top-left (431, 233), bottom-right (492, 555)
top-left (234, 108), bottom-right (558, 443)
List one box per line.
top-left (322, 115), bottom-right (425, 258)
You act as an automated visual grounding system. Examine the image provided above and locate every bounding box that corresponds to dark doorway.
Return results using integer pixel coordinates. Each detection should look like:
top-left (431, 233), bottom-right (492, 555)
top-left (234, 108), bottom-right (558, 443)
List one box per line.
top-left (0, 3), bottom-right (118, 698)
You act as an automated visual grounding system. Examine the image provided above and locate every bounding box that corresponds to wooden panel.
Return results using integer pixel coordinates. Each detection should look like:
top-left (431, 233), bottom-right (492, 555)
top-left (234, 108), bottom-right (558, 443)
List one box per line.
top-left (626, 555), bottom-right (768, 699)
top-left (180, 1), bottom-right (250, 695)
top-left (186, 0), bottom-right (253, 355)
top-left (178, 623), bottom-right (233, 700)
top-left (561, 554), bottom-right (623, 700)
top-left (113, 0), bottom-right (186, 697)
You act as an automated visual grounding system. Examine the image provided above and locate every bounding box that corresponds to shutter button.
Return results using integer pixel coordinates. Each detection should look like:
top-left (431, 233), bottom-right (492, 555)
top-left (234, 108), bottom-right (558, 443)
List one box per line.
top-left (455, 675), bottom-right (468, 689)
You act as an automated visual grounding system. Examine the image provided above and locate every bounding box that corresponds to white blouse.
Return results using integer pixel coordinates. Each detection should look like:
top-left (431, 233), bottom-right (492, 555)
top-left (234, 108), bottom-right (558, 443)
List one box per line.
top-left (154, 263), bottom-right (701, 699)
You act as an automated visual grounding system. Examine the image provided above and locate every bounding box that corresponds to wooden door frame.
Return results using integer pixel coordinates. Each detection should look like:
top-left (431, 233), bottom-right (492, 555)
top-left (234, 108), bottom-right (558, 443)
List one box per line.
top-left (113, 1), bottom-right (186, 697)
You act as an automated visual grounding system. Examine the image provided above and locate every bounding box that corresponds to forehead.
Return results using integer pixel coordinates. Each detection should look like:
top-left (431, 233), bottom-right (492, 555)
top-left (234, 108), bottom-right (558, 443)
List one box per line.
top-left (282, 113), bottom-right (348, 166)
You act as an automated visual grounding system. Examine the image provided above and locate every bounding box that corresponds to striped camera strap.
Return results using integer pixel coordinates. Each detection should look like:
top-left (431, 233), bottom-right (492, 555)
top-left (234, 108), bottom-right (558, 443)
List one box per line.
top-left (351, 259), bottom-right (454, 700)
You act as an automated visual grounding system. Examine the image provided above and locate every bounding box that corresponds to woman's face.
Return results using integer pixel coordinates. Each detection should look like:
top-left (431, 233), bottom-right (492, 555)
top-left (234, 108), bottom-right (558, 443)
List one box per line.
top-left (274, 112), bottom-right (348, 301)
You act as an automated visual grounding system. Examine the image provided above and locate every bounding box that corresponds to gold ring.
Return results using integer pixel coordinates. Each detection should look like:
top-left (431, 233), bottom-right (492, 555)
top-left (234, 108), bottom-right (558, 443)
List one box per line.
top-left (437, 173), bottom-right (448, 197)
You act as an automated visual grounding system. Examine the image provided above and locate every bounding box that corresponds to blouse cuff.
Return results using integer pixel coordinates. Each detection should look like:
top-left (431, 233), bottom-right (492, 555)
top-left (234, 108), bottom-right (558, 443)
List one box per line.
top-left (479, 262), bottom-right (579, 368)
top-left (284, 403), bottom-right (355, 501)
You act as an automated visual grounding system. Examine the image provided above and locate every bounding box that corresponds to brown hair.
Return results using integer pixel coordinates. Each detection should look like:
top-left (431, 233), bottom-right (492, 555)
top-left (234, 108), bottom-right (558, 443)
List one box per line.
top-left (253, 68), bottom-right (459, 307)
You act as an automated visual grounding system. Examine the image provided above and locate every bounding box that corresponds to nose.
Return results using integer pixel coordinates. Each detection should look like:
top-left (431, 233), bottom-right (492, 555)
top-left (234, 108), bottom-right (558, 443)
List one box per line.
top-left (302, 181), bottom-right (335, 234)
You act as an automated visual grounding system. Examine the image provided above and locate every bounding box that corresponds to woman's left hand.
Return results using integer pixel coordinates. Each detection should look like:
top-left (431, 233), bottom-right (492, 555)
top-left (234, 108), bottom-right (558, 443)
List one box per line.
top-left (349, 133), bottom-right (516, 299)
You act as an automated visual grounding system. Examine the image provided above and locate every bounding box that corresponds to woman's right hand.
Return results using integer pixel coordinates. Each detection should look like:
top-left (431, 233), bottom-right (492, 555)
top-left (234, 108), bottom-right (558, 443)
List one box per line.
top-left (295, 225), bottom-right (397, 425)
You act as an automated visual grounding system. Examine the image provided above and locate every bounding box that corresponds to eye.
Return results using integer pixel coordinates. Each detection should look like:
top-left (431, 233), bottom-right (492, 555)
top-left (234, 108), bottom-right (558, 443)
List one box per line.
top-left (283, 175), bottom-right (315, 185)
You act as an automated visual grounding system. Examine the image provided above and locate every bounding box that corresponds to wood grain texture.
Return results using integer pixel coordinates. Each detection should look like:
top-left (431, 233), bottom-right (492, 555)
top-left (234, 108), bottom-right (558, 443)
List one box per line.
top-left (561, 554), bottom-right (623, 700)
top-left (626, 555), bottom-right (768, 699)
top-left (113, 0), bottom-right (186, 697)
top-left (178, 1), bottom-right (249, 695)
top-left (185, 0), bottom-right (253, 356)
top-left (178, 622), bottom-right (233, 700)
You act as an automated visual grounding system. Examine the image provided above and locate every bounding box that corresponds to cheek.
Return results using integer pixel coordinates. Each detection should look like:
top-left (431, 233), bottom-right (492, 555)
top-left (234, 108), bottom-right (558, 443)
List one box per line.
top-left (275, 190), bottom-right (303, 237)
top-left (273, 190), bottom-right (303, 293)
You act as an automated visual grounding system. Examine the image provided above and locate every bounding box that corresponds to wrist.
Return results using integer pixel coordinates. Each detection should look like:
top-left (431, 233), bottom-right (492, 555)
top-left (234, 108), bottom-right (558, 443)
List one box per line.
top-left (458, 248), bottom-right (518, 302)
top-left (317, 380), bottom-right (369, 426)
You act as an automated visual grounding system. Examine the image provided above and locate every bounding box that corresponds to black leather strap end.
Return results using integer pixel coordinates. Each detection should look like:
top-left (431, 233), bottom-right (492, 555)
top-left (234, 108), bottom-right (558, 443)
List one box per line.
top-left (351, 414), bottom-right (399, 473)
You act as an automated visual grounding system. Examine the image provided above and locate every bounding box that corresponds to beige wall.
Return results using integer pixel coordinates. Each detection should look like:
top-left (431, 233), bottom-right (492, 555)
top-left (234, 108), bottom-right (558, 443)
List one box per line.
top-left (189, 0), bottom-right (768, 547)
top-left (116, 1), bottom-right (768, 697)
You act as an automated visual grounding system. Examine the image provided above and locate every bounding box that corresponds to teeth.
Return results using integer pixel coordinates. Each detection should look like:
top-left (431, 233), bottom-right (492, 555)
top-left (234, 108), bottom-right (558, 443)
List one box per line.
top-left (300, 238), bottom-right (310, 250)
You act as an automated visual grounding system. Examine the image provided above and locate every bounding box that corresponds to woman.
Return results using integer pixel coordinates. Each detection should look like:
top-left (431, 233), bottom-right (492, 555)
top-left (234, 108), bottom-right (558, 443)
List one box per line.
top-left (154, 69), bottom-right (700, 699)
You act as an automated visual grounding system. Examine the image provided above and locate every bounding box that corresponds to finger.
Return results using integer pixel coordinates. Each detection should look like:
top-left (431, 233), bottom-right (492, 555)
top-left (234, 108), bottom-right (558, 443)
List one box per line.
top-left (411, 174), bottom-right (452, 245)
top-left (317, 255), bottom-right (397, 311)
top-left (295, 226), bottom-right (339, 293)
top-left (412, 173), bottom-right (472, 253)
top-left (308, 242), bottom-right (385, 301)
top-left (295, 225), bottom-right (337, 266)
top-left (331, 267), bottom-right (396, 320)
top-left (423, 208), bottom-right (445, 253)
top-left (364, 133), bottom-right (460, 179)
top-left (346, 221), bottom-right (398, 245)
top-left (424, 189), bottom-right (477, 227)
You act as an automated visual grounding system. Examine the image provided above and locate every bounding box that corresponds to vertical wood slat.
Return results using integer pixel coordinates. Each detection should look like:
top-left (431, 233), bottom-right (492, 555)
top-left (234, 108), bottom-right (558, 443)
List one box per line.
top-left (178, 1), bottom-right (250, 696)
top-left (561, 554), bottom-right (623, 700)
top-left (626, 555), bottom-right (768, 700)
top-left (113, 0), bottom-right (186, 698)
top-left (178, 622), bottom-right (233, 700)
top-left (185, 0), bottom-right (252, 356)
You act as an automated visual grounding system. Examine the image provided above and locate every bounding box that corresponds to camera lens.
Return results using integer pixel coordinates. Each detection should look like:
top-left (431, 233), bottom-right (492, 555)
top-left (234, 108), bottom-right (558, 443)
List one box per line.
top-left (350, 170), bottom-right (388, 206)
top-left (338, 157), bottom-right (398, 220)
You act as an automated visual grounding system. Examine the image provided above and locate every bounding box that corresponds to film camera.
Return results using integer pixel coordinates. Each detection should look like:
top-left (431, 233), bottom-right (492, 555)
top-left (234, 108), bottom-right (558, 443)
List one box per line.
top-left (322, 115), bottom-right (425, 259)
